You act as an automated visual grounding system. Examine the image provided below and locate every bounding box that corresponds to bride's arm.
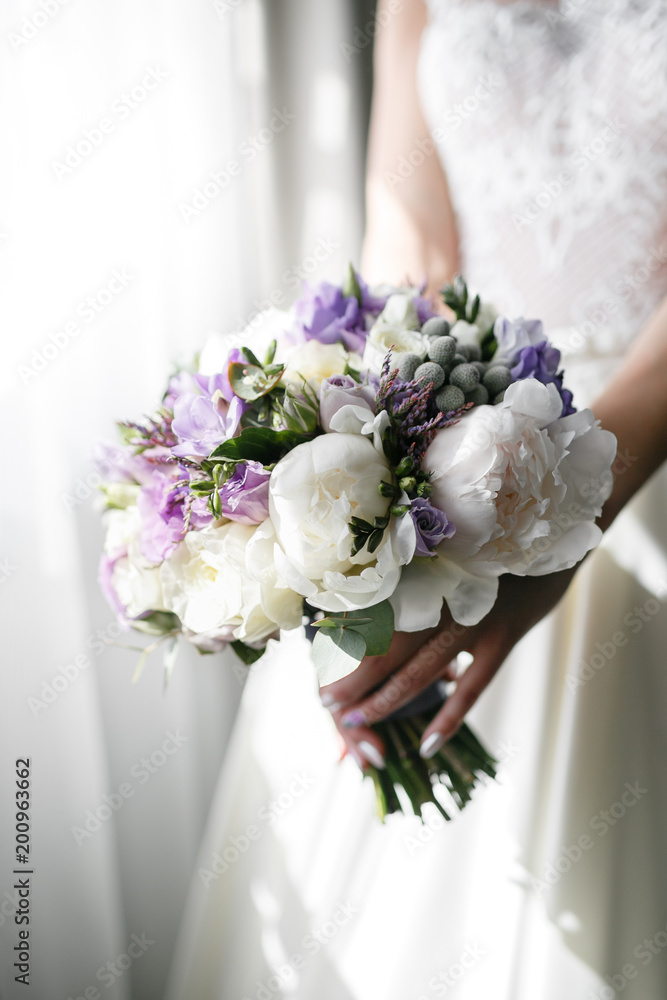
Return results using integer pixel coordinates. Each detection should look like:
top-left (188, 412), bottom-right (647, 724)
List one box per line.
top-left (323, 298), bottom-right (667, 765)
top-left (361, 0), bottom-right (459, 293)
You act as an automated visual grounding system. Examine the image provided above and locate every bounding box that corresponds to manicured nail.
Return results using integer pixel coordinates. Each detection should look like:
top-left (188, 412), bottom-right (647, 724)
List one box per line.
top-left (320, 692), bottom-right (337, 707)
top-left (341, 709), bottom-right (366, 728)
top-left (358, 741), bottom-right (386, 770)
top-left (420, 732), bottom-right (445, 759)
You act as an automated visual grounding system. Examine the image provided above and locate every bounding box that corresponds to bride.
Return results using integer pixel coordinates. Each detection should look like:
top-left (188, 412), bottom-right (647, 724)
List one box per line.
top-left (166, 2), bottom-right (667, 998)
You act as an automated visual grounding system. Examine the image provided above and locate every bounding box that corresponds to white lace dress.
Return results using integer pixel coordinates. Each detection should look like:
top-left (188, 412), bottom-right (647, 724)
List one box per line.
top-left (166, 4), bottom-right (667, 998)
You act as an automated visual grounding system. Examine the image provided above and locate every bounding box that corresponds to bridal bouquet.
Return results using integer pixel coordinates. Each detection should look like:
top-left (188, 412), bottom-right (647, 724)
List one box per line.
top-left (98, 268), bottom-right (616, 820)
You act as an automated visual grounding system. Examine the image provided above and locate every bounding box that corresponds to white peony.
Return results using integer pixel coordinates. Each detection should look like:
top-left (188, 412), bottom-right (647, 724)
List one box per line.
top-left (391, 379), bottom-right (616, 627)
top-left (362, 293), bottom-right (427, 375)
top-left (269, 433), bottom-right (416, 612)
top-left (160, 520), bottom-right (303, 644)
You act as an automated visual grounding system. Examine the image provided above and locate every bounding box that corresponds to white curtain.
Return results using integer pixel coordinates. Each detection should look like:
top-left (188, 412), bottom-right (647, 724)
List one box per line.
top-left (0, 2), bottom-right (370, 996)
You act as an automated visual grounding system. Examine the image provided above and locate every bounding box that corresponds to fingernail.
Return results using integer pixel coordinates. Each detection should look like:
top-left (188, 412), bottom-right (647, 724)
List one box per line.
top-left (321, 696), bottom-right (343, 712)
top-left (358, 741), bottom-right (385, 769)
top-left (341, 709), bottom-right (366, 728)
top-left (348, 747), bottom-right (365, 771)
top-left (420, 732), bottom-right (445, 759)
top-left (320, 692), bottom-right (337, 707)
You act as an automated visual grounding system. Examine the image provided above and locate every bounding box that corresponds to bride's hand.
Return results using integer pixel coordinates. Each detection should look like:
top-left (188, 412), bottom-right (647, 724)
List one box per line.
top-left (320, 568), bottom-right (576, 767)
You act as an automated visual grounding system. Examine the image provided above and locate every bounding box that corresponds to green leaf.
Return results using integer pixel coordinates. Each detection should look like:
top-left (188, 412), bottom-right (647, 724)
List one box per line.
top-left (311, 626), bottom-right (367, 685)
top-left (367, 529), bottom-right (384, 553)
top-left (264, 339), bottom-right (277, 365)
top-left (228, 362), bottom-right (284, 401)
top-left (231, 640), bottom-right (265, 665)
top-left (210, 426), bottom-right (313, 464)
top-left (341, 262), bottom-right (362, 304)
top-left (344, 601), bottom-right (394, 657)
top-left (131, 611), bottom-right (181, 636)
top-left (241, 346), bottom-right (263, 367)
top-left (189, 479), bottom-right (215, 495)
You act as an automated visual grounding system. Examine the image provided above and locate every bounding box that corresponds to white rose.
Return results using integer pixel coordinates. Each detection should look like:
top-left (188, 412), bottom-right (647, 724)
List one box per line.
top-left (391, 379), bottom-right (616, 627)
top-left (362, 293), bottom-right (427, 375)
top-left (281, 340), bottom-right (357, 390)
top-left (269, 433), bottom-right (416, 612)
top-left (160, 521), bottom-right (303, 644)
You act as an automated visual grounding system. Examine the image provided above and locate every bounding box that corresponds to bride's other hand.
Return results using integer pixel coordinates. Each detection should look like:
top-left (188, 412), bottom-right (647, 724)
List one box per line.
top-left (321, 569), bottom-right (576, 766)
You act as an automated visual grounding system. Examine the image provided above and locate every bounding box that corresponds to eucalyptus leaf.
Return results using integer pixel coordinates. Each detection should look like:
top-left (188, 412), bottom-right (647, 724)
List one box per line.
top-left (311, 626), bottom-right (367, 685)
top-left (344, 601), bottom-right (394, 657)
top-left (229, 362), bottom-right (284, 401)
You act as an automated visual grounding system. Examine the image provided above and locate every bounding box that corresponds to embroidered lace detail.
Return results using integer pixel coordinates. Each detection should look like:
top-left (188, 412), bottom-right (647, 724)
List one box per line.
top-left (418, 0), bottom-right (667, 368)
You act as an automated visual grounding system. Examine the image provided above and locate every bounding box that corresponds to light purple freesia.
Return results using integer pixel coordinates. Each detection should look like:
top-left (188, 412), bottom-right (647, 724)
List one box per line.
top-left (319, 374), bottom-right (377, 432)
top-left (292, 281), bottom-right (365, 352)
top-left (218, 461), bottom-right (271, 524)
top-left (94, 440), bottom-right (170, 486)
top-left (172, 372), bottom-right (246, 458)
top-left (410, 498), bottom-right (455, 557)
top-left (494, 316), bottom-right (545, 357)
top-left (137, 471), bottom-right (214, 563)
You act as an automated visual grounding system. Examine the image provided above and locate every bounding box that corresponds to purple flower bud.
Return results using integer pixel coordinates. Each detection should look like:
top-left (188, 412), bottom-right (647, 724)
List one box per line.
top-left (410, 497), bottom-right (455, 556)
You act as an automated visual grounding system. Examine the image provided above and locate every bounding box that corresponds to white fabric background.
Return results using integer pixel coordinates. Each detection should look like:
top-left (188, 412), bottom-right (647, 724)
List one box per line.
top-left (0, 2), bottom-right (370, 996)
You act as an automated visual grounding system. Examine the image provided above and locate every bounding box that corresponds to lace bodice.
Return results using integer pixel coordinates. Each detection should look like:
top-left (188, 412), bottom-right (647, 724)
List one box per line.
top-left (418, 0), bottom-right (667, 385)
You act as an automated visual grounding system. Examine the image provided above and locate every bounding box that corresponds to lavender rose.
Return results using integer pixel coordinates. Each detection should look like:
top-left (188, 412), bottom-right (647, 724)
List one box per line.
top-left (319, 374), bottom-right (376, 432)
top-left (410, 498), bottom-right (455, 557)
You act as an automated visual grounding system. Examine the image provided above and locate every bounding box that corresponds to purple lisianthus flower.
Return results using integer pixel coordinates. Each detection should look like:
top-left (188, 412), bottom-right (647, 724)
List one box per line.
top-left (410, 498), bottom-right (455, 557)
top-left (171, 371), bottom-right (246, 458)
top-left (319, 374), bottom-right (376, 432)
top-left (293, 281), bottom-right (365, 352)
top-left (511, 342), bottom-right (576, 416)
top-left (218, 461), bottom-right (271, 524)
